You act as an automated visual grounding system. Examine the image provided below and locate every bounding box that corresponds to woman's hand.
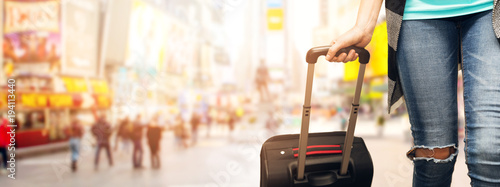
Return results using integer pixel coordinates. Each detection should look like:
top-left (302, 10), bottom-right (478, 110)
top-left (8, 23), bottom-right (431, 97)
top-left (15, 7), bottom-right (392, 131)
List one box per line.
top-left (325, 26), bottom-right (373, 63)
top-left (325, 0), bottom-right (383, 63)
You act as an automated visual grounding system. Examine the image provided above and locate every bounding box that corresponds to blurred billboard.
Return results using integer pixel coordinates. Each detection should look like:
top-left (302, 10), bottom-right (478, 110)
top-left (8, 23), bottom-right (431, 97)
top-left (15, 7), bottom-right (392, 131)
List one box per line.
top-left (3, 0), bottom-right (61, 76)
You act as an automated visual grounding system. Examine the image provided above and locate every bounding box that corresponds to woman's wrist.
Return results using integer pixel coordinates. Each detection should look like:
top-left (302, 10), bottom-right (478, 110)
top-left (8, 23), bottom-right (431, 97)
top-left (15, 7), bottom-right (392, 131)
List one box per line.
top-left (351, 24), bottom-right (374, 40)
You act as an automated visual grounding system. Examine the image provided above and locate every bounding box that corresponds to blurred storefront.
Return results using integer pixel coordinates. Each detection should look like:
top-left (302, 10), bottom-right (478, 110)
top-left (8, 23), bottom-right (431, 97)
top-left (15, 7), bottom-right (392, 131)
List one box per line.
top-left (1, 0), bottom-right (109, 148)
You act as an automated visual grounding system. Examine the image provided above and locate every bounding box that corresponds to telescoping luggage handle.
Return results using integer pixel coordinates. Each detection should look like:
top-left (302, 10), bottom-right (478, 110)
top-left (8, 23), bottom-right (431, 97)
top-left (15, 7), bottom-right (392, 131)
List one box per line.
top-left (297, 45), bottom-right (370, 180)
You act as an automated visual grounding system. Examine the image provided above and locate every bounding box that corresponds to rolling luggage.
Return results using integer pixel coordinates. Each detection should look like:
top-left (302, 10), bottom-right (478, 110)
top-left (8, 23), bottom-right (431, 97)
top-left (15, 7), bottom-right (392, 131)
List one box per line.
top-left (260, 46), bottom-right (374, 187)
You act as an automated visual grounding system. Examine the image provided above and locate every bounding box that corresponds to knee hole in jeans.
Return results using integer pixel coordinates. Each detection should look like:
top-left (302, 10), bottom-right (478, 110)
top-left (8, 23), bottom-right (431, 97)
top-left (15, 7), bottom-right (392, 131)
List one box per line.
top-left (407, 146), bottom-right (457, 163)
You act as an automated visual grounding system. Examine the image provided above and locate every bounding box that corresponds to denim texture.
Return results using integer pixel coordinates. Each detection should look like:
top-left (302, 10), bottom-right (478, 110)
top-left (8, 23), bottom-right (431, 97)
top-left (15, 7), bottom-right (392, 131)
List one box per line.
top-left (69, 138), bottom-right (80, 162)
top-left (397, 10), bottom-right (500, 187)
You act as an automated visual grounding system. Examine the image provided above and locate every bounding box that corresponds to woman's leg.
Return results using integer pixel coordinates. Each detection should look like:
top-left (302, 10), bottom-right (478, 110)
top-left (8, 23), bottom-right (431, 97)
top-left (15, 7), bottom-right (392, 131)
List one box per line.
top-left (461, 10), bottom-right (500, 186)
top-left (397, 18), bottom-right (460, 187)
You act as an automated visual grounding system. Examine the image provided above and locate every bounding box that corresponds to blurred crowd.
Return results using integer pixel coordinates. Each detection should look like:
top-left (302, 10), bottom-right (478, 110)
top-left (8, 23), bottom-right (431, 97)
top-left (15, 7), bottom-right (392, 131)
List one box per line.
top-left (60, 102), bottom-right (249, 173)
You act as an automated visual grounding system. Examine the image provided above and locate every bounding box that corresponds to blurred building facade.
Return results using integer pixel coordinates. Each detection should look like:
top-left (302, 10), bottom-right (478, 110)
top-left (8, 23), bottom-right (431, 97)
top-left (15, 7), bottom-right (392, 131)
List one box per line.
top-left (1, 0), bottom-right (111, 148)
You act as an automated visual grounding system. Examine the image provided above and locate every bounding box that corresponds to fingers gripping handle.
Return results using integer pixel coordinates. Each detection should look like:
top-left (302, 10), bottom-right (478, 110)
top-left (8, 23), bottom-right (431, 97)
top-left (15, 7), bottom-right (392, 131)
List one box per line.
top-left (305, 45), bottom-right (370, 64)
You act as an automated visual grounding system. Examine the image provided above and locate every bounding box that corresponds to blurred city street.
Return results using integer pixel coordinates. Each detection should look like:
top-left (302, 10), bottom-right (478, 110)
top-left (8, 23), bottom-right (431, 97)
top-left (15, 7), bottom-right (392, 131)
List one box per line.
top-left (1, 109), bottom-right (470, 187)
top-left (0, 0), bottom-right (476, 186)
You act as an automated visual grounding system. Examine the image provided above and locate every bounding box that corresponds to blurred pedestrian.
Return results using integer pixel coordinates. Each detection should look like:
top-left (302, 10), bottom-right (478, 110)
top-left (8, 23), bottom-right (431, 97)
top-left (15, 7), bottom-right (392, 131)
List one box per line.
top-left (255, 59), bottom-right (271, 102)
top-left (206, 106), bottom-right (214, 138)
top-left (338, 106), bottom-right (348, 131)
top-left (376, 115), bottom-right (385, 138)
top-left (91, 114), bottom-right (113, 170)
top-left (0, 117), bottom-right (11, 173)
top-left (173, 114), bottom-right (188, 149)
top-left (131, 115), bottom-right (144, 168)
top-left (215, 108), bottom-right (225, 130)
top-left (147, 119), bottom-right (163, 169)
top-left (114, 117), bottom-right (132, 153)
top-left (65, 115), bottom-right (84, 172)
top-left (190, 112), bottom-right (201, 146)
top-left (227, 109), bottom-right (236, 139)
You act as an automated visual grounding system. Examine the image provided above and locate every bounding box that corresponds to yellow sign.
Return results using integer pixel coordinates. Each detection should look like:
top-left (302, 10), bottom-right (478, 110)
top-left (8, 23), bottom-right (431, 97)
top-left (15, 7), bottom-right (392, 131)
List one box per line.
top-left (370, 22), bottom-right (388, 77)
top-left (62, 77), bottom-right (88, 93)
top-left (95, 95), bottom-right (110, 108)
top-left (0, 93), bottom-right (5, 108)
top-left (21, 93), bottom-right (48, 107)
top-left (4, 93), bottom-right (103, 109)
top-left (49, 94), bottom-right (73, 107)
top-left (343, 58), bottom-right (360, 81)
top-left (368, 78), bottom-right (385, 99)
top-left (90, 80), bottom-right (109, 94)
top-left (267, 8), bottom-right (283, 30)
top-left (4, 62), bottom-right (14, 77)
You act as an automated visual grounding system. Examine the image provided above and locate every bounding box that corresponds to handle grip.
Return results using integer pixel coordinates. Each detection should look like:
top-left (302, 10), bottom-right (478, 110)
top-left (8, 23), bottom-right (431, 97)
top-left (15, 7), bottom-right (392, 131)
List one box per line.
top-left (305, 45), bottom-right (370, 64)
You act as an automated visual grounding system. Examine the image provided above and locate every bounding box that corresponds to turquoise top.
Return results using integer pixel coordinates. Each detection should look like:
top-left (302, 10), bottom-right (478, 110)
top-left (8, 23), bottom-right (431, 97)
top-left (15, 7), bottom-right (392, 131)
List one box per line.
top-left (403, 0), bottom-right (494, 20)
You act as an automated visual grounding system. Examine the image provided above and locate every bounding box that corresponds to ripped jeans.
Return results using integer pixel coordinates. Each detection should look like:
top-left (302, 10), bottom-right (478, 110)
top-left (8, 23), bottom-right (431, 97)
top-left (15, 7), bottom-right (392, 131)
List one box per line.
top-left (398, 10), bottom-right (500, 187)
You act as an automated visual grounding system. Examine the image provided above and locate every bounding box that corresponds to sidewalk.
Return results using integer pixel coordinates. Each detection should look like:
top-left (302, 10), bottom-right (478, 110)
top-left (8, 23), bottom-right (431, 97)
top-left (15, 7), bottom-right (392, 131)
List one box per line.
top-left (16, 142), bottom-right (69, 159)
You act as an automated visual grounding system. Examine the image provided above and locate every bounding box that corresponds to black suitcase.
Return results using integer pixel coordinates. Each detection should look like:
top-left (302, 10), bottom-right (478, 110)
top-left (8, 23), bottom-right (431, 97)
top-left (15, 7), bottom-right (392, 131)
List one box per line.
top-left (260, 46), bottom-right (374, 187)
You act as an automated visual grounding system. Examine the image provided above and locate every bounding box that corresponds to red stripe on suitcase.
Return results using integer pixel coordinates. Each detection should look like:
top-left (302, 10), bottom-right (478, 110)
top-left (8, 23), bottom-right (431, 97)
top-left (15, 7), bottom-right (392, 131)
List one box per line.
top-left (293, 150), bottom-right (342, 157)
top-left (292, 145), bottom-right (341, 151)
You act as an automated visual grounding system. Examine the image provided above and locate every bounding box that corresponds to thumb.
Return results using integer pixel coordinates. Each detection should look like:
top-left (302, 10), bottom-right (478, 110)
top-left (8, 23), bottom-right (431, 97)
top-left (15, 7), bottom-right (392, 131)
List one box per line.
top-left (326, 41), bottom-right (346, 61)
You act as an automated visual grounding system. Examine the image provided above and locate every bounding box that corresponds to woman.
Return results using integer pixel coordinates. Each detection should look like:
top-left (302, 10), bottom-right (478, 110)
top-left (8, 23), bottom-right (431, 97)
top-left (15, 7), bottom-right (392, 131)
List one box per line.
top-left (65, 115), bottom-right (84, 172)
top-left (325, 1), bottom-right (500, 186)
